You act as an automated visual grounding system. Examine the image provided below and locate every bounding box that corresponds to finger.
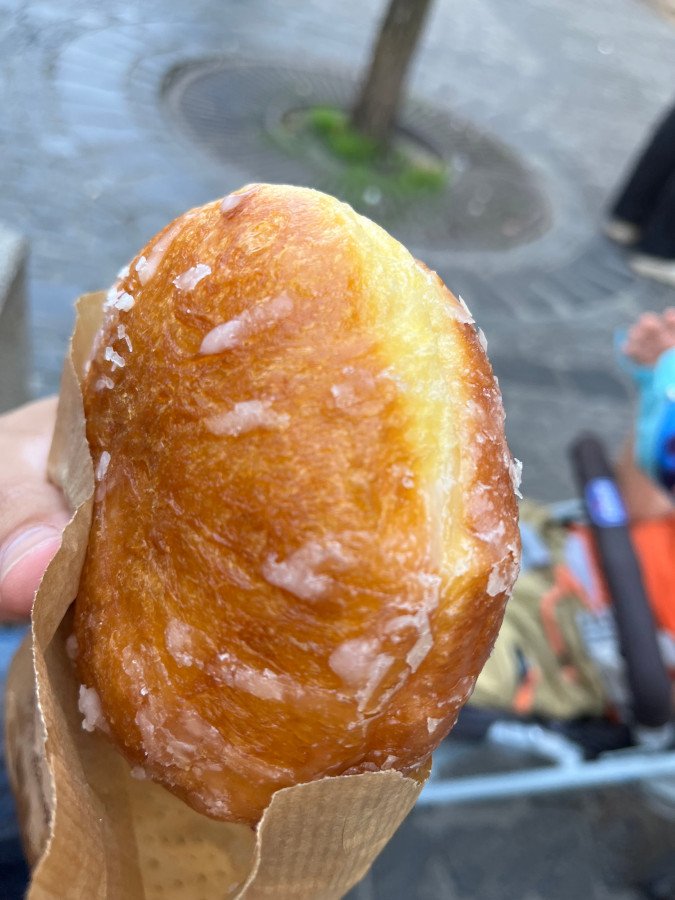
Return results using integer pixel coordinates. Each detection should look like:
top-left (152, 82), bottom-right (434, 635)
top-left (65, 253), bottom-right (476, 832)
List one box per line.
top-left (1, 396), bottom-right (58, 430)
top-left (1, 397), bottom-right (58, 478)
top-left (625, 317), bottom-right (652, 348)
top-left (664, 307), bottom-right (675, 334)
top-left (625, 314), bottom-right (662, 364)
top-left (0, 397), bottom-right (69, 619)
top-left (0, 518), bottom-right (68, 620)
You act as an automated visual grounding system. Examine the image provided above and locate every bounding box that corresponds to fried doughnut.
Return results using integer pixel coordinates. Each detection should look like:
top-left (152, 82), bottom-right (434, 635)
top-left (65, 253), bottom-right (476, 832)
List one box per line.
top-left (73, 184), bottom-right (521, 826)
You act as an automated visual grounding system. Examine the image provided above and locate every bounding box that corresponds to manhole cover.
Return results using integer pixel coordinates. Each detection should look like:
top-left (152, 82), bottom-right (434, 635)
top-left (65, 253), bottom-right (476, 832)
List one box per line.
top-left (163, 59), bottom-right (551, 252)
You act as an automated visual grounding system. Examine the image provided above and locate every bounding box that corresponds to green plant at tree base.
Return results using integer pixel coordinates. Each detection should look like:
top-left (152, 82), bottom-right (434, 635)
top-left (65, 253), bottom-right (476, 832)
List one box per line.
top-left (308, 106), bottom-right (381, 164)
top-left (306, 106), bottom-right (447, 196)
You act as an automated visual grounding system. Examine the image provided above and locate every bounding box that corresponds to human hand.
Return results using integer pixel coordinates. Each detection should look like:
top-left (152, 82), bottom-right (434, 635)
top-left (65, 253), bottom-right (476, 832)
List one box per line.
top-left (0, 398), bottom-right (70, 621)
top-left (623, 308), bottom-right (675, 367)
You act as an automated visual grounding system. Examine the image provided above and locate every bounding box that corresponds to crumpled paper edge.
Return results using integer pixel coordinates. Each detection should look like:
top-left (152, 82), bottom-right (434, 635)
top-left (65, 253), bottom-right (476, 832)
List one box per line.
top-left (5, 291), bottom-right (428, 899)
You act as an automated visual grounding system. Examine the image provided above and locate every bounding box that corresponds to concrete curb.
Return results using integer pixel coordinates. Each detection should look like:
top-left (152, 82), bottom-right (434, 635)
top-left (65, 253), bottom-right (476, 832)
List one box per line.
top-left (0, 223), bottom-right (29, 413)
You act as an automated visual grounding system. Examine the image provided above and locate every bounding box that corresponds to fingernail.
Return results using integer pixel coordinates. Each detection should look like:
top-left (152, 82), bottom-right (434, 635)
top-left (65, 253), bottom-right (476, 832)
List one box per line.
top-left (0, 525), bottom-right (63, 585)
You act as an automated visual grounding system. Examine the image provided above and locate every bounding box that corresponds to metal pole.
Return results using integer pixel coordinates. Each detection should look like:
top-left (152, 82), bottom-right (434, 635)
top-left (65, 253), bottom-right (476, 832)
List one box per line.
top-left (417, 752), bottom-right (675, 806)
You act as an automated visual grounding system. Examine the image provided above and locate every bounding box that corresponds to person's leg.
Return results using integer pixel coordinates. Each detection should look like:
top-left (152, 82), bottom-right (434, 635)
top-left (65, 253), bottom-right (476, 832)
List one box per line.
top-left (611, 103), bottom-right (675, 228)
top-left (617, 309), bottom-right (675, 521)
top-left (615, 437), bottom-right (674, 522)
top-left (633, 171), bottom-right (675, 260)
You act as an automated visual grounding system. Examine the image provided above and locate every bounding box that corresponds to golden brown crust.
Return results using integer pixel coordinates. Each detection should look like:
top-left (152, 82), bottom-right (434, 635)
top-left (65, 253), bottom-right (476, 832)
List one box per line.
top-left (73, 184), bottom-right (520, 825)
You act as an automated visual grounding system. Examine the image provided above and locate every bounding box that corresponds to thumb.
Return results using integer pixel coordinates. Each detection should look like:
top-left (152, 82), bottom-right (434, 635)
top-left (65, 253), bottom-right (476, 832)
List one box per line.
top-left (0, 397), bottom-right (71, 621)
top-left (0, 507), bottom-right (70, 621)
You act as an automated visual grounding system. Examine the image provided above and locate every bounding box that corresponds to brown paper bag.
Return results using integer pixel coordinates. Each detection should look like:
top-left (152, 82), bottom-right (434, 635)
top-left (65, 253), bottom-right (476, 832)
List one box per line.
top-left (4, 292), bottom-right (428, 899)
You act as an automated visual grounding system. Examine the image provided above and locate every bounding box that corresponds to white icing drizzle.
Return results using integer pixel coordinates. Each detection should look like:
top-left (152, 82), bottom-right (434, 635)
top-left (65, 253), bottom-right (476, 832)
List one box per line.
top-left (199, 292), bottom-right (293, 355)
top-left (329, 637), bottom-right (381, 685)
top-left (117, 324), bottom-right (133, 353)
top-left (104, 289), bottom-right (135, 312)
top-left (356, 654), bottom-right (395, 712)
top-left (221, 193), bottom-right (243, 213)
top-left (173, 263), bottom-right (212, 291)
top-left (456, 294), bottom-right (475, 324)
top-left (206, 400), bottom-right (289, 437)
top-left (104, 346), bottom-right (125, 369)
top-left (95, 450), bottom-right (111, 482)
top-left (328, 365), bottom-right (391, 417)
top-left (162, 622), bottom-right (312, 707)
top-left (328, 637), bottom-right (395, 712)
top-left (95, 375), bottom-right (115, 391)
top-left (135, 220), bottom-right (183, 285)
top-left (214, 652), bottom-right (287, 703)
top-left (65, 634), bottom-right (78, 661)
top-left (469, 482), bottom-right (508, 543)
top-left (203, 798), bottom-right (231, 818)
top-left (510, 457), bottom-right (523, 499)
top-left (220, 187), bottom-right (255, 214)
top-left (78, 686), bottom-right (109, 734)
top-left (344, 762), bottom-right (380, 775)
top-left (135, 701), bottom-right (291, 783)
top-left (384, 572), bottom-right (441, 674)
top-left (406, 626), bottom-right (434, 673)
top-left (165, 620), bottom-right (195, 668)
top-left (108, 290), bottom-right (134, 311)
top-left (487, 554), bottom-right (519, 597)
top-left (262, 539), bottom-right (352, 601)
top-left (104, 285), bottom-right (119, 307)
top-left (451, 675), bottom-right (477, 709)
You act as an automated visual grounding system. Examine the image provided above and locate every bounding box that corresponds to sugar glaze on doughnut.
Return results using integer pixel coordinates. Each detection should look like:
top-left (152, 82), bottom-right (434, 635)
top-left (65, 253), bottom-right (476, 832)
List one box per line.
top-left (74, 184), bottom-right (520, 826)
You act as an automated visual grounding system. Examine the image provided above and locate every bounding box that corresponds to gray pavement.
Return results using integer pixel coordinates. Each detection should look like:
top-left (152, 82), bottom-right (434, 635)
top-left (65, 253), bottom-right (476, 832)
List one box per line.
top-left (1, 0), bottom-right (674, 500)
top-left (2, 0), bottom-right (675, 896)
top-left (0, 221), bottom-right (29, 411)
top-left (352, 786), bottom-right (675, 900)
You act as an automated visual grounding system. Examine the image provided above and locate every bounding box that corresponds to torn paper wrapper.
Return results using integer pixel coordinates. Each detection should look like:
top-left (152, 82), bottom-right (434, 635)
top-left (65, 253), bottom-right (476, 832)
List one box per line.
top-left (4, 291), bottom-right (428, 899)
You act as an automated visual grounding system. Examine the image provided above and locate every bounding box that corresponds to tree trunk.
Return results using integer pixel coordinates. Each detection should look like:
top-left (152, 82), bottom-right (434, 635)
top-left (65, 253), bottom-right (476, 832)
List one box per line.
top-left (351, 0), bottom-right (433, 147)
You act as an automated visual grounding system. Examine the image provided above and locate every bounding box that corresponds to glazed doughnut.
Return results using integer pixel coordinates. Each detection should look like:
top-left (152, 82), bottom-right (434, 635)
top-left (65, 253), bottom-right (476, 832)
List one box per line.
top-left (73, 184), bottom-right (520, 826)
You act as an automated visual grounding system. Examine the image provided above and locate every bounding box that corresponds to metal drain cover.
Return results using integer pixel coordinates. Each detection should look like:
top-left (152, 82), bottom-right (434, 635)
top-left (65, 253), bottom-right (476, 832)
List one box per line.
top-left (164, 58), bottom-right (550, 252)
